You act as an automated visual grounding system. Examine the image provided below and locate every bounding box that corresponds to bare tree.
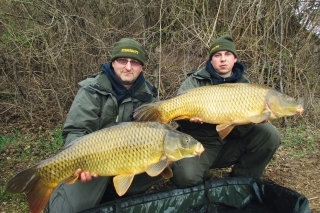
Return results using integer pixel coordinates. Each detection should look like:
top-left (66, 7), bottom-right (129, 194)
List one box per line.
top-left (0, 0), bottom-right (319, 131)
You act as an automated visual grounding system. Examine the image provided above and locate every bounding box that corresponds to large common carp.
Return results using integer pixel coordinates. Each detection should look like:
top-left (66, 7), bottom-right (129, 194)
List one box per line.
top-left (6, 122), bottom-right (204, 213)
top-left (133, 83), bottom-right (304, 139)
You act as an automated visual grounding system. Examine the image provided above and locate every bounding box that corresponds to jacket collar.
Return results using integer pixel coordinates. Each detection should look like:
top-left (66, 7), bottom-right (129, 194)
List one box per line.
top-left (79, 67), bottom-right (157, 102)
top-left (189, 62), bottom-right (249, 84)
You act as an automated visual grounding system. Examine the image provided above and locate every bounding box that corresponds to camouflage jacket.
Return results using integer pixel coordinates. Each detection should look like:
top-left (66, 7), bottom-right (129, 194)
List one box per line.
top-left (62, 71), bottom-right (157, 145)
top-left (176, 65), bottom-right (252, 144)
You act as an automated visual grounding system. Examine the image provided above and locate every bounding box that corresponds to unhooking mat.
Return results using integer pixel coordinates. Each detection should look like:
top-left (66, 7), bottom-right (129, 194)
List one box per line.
top-left (79, 177), bottom-right (311, 213)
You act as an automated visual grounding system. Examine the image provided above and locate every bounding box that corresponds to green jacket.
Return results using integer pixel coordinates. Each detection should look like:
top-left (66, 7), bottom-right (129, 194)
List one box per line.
top-left (177, 66), bottom-right (252, 144)
top-left (62, 72), bottom-right (157, 145)
top-left (177, 67), bottom-right (249, 93)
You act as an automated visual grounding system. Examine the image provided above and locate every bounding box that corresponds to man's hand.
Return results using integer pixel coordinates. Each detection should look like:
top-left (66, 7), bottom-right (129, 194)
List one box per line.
top-left (190, 117), bottom-right (203, 124)
top-left (74, 168), bottom-right (99, 183)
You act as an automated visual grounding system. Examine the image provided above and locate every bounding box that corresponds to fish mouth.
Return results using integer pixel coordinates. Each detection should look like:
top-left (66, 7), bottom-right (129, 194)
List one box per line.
top-left (193, 144), bottom-right (205, 156)
top-left (297, 107), bottom-right (304, 115)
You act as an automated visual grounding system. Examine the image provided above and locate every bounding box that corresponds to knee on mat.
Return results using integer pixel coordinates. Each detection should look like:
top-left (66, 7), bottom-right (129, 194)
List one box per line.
top-left (171, 169), bottom-right (202, 188)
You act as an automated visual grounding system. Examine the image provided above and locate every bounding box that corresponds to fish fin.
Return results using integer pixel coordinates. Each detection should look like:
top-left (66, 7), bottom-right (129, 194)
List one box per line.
top-left (27, 179), bottom-right (55, 213)
top-left (113, 174), bottom-right (135, 196)
top-left (161, 167), bottom-right (173, 179)
top-left (64, 175), bottom-right (79, 184)
top-left (248, 111), bottom-right (271, 123)
top-left (6, 165), bottom-right (39, 193)
top-left (145, 158), bottom-right (168, 177)
top-left (174, 115), bottom-right (191, 120)
top-left (133, 103), bottom-right (167, 123)
top-left (216, 123), bottom-right (235, 140)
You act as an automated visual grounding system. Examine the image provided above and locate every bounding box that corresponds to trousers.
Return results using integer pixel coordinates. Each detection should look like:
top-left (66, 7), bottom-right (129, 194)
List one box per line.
top-left (170, 123), bottom-right (281, 187)
top-left (46, 173), bottom-right (161, 213)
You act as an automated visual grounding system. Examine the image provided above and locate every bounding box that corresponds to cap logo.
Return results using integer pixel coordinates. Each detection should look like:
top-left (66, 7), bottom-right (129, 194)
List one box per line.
top-left (121, 48), bottom-right (139, 55)
top-left (210, 45), bottom-right (220, 52)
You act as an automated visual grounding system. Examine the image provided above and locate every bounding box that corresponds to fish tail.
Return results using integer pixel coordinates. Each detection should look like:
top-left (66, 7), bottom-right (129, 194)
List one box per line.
top-left (6, 165), bottom-right (39, 193)
top-left (133, 102), bottom-right (168, 123)
top-left (7, 165), bottom-right (55, 213)
top-left (27, 178), bottom-right (54, 213)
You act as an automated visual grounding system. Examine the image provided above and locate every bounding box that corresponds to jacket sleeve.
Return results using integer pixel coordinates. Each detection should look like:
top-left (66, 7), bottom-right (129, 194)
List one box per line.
top-left (62, 87), bottom-right (102, 145)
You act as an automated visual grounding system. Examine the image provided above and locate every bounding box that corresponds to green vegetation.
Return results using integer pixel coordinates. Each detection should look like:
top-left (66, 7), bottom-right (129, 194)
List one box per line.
top-left (0, 129), bottom-right (63, 164)
top-left (0, 131), bottom-right (23, 152)
top-left (0, 129), bottom-right (63, 212)
top-left (280, 126), bottom-right (318, 158)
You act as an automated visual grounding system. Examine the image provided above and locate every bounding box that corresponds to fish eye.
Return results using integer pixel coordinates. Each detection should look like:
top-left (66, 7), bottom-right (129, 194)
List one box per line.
top-left (286, 96), bottom-right (294, 102)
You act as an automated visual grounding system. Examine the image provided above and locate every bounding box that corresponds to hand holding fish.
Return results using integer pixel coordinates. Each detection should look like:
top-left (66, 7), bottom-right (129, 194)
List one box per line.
top-left (74, 169), bottom-right (98, 183)
top-left (190, 117), bottom-right (203, 124)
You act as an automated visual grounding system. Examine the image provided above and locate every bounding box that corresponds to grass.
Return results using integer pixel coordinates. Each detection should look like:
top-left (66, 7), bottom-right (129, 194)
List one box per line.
top-left (279, 125), bottom-right (318, 157)
top-left (38, 129), bottom-right (64, 154)
top-left (0, 132), bottom-right (27, 170)
top-left (0, 128), bottom-right (63, 212)
top-left (0, 131), bottom-right (23, 151)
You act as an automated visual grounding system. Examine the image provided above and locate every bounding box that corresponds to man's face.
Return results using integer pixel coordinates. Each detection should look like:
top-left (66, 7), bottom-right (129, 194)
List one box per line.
top-left (112, 58), bottom-right (143, 86)
top-left (210, 51), bottom-right (237, 77)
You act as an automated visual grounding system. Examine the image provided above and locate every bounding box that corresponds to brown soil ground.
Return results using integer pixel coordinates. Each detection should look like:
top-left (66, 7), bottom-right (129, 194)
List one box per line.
top-left (262, 146), bottom-right (320, 213)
